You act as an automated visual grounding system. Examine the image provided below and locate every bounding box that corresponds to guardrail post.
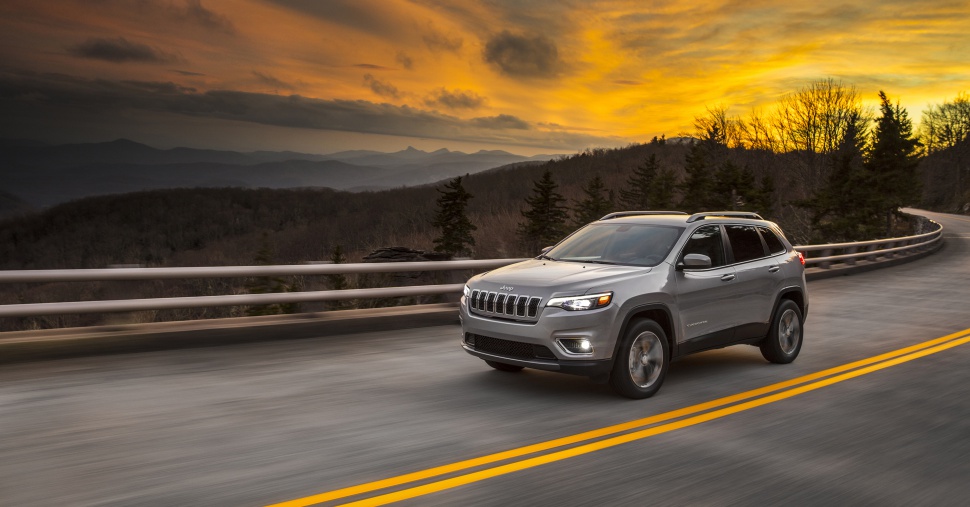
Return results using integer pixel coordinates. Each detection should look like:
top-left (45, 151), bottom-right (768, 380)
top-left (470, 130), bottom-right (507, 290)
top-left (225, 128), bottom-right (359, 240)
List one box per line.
top-left (845, 245), bottom-right (858, 266)
top-left (866, 244), bottom-right (879, 262)
top-left (820, 248), bottom-right (833, 269)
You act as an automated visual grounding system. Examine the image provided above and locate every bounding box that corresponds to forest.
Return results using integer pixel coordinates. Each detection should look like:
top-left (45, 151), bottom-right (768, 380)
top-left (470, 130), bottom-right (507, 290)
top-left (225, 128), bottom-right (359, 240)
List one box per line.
top-left (0, 79), bottom-right (967, 330)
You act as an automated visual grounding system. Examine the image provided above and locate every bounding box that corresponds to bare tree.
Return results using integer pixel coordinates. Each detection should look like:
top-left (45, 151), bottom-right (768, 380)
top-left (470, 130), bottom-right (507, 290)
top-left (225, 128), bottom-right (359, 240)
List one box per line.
top-left (920, 92), bottom-right (970, 154)
top-left (693, 105), bottom-right (744, 148)
top-left (771, 79), bottom-right (867, 154)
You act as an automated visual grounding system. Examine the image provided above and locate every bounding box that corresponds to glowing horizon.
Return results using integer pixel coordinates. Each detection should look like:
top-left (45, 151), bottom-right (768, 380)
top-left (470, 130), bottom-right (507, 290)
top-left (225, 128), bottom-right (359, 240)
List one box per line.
top-left (1, 0), bottom-right (968, 155)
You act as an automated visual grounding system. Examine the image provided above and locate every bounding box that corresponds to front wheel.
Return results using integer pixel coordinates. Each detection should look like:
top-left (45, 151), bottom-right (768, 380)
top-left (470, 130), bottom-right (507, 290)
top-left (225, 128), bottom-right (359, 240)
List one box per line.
top-left (760, 300), bottom-right (803, 364)
top-left (609, 320), bottom-right (669, 399)
top-left (485, 360), bottom-right (524, 372)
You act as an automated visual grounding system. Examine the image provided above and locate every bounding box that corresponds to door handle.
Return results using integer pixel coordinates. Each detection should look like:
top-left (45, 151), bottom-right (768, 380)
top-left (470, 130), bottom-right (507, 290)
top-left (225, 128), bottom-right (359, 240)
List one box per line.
top-left (720, 274), bottom-right (736, 281)
top-left (768, 266), bottom-right (780, 273)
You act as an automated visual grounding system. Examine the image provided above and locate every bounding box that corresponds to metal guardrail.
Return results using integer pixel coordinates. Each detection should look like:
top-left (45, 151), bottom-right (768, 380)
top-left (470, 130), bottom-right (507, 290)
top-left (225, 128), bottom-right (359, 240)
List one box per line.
top-left (0, 221), bottom-right (943, 318)
top-left (797, 223), bottom-right (943, 268)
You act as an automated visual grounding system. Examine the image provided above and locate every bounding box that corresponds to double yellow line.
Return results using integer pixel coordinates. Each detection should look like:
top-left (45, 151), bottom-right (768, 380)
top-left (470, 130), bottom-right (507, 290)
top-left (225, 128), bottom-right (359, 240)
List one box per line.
top-left (268, 327), bottom-right (970, 507)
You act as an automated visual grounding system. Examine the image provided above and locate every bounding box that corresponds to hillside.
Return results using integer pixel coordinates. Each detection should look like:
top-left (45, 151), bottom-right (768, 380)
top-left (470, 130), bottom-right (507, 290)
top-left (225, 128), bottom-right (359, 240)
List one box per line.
top-left (0, 140), bottom-right (819, 272)
top-left (0, 139), bottom-right (557, 207)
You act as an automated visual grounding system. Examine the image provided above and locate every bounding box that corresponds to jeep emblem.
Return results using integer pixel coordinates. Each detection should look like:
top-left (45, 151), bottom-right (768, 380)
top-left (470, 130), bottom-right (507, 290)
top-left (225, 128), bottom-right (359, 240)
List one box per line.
top-left (499, 285), bottom-right (514, 291)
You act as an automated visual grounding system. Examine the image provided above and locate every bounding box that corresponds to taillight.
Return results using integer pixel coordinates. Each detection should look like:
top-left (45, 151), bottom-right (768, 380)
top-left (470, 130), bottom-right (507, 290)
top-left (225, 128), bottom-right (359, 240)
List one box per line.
top-left (796, 250), bottom-right (805, 266)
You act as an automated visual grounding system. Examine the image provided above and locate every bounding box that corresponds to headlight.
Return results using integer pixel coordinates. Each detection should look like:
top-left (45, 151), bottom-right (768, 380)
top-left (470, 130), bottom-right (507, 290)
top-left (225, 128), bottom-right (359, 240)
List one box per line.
top-left (463, 285), bottom-right (471, 298)
top-left (546, 292), bottom-right (612, 311)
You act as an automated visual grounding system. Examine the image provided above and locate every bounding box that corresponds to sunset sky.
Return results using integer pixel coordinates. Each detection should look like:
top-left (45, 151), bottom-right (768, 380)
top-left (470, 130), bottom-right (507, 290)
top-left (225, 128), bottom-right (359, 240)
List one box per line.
top-left (1, 0), bottom-right (969, 155)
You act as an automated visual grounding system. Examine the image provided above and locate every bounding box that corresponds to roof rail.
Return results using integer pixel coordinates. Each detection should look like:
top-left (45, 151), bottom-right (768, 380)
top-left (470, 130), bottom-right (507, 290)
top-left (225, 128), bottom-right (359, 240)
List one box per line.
top-left (686, 211), bottom-right (764, 223)
top-left (599, 211), bottom-right (688, 221)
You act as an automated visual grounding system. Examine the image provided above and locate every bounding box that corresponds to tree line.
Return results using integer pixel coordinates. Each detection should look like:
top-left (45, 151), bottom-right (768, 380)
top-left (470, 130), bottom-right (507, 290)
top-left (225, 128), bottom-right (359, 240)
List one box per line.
top-left (1, 78), bottom-right (966, 327)
top-left (431, 81), bottom-right (933, 254)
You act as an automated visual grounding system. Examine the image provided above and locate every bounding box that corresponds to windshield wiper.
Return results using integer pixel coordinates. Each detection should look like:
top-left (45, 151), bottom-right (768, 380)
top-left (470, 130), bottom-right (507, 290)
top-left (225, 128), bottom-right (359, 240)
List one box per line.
top-left (537, 254), bottom-right (557, 261)
top-left (583, 260), bottom-right (619, 265)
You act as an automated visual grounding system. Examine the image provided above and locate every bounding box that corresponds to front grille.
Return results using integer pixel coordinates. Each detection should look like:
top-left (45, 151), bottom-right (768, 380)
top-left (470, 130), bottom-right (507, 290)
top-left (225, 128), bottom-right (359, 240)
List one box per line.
top-left (465, 334), bottom-right (556, 360)
top-left (470, 289), bottom-right (542, 319)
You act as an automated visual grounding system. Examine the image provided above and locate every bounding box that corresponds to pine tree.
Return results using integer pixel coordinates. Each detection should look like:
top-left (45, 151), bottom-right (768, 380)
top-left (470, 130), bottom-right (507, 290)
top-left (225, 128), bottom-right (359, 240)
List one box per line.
top-left (751, 173), bottom-right (776, 217)
top-left (573, 174), bottom-right (613, 225)
top-left (651, 167), bottom-right (679, 209)
top-left (618, 155), bottom-right (659, 210)
top-left (431, 176), bottom-right (476, 257)
top-left (868, 91), bottom-right (923, 236)
top-left (678, 141), bottom-right (715, 211)
top-left (245, 233), bottom-right (299, 316)
top-left (798, 112), bottom-right (883, 241)
top-left (518, 169), bottom-right (569, 253)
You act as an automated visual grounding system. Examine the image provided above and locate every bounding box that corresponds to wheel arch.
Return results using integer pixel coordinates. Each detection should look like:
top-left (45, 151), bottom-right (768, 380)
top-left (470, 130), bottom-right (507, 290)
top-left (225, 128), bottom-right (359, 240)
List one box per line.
top-left (614, 304), bottom-right (676, 361)
top-left (773, 286), bottom-right (806, 322)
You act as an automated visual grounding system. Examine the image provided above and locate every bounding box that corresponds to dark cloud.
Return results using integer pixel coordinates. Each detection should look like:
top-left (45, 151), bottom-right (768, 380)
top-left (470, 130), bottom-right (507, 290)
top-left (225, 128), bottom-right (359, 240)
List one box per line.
top-left (363, 74), bottom-right (399, 98)
top-left (67, 37), bottom-right (183, 64)
top-left (471, 114), bottom-right (529, 130)
top-left (253, 71), bottom-right (296, 91)
top-left (0, 71), bottom-right (623, 150)
top-left (425, 88), bottom-right (485, 110)
top-left (172, 69), bottom-right (206, 76)
top-left (483, 31), bottom-right (561, 78)
top-left (355, 64), bottom-right (393, 70)
top-left (263, 0), bottom-right (408, 39)
top-left (175, 0), bottom-right (235, 34)
top-left (614, 80), bottom-right (642, 86)
top-left (396, 51), bottom-right (414, 70)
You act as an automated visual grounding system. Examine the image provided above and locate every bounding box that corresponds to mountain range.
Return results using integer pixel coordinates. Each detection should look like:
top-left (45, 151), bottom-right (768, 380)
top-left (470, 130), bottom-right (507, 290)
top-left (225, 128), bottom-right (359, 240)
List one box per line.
top-left (0, 139), bottom-right (558, 208)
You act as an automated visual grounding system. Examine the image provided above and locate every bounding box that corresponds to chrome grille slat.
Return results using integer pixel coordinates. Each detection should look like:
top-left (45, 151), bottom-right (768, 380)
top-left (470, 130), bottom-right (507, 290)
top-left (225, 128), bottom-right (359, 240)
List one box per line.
top-left (468, 290), bottom-right (543, 320)
top-left (505, 295), bottom-right (517, 315)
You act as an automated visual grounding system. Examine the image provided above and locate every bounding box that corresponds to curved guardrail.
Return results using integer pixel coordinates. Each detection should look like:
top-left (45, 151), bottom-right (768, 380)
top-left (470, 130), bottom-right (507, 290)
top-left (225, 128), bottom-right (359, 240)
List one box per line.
top-left (0, 220), bottom-right (943, 318)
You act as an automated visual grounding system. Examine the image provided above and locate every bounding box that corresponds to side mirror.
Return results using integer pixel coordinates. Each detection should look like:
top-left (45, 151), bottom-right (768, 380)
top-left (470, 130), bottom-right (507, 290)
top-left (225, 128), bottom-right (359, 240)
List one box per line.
top-left (677, 253), bottom-right (712, 270)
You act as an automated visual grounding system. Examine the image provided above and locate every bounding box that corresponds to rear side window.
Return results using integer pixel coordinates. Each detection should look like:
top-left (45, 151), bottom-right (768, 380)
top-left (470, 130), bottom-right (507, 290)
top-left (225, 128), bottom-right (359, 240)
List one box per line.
top-left (758, 227), bottom-right (786, 255)
top-left (726, 225), bottom-right (767, 263)
top-left (680, 225), bottom-right (725, 267)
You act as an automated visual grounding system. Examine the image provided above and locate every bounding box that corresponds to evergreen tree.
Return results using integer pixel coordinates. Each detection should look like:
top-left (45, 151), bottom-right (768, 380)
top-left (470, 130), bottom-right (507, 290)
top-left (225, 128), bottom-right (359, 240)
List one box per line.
top-left (431, 176), bottom-right (476, 257)
top-left (678, 141), bottom-right (715, 211)
top-left (619, 154), bottom-right (659, 210)
top-left (245, 233), bottom-right (299, 316)
top-left (798, 112), bottom-right (883, 241)
top-left (573, 174), bottom-right (613, 225)
top-left (651, 167), bottom-right (679, 209)
top-left (518, 169), bottom-right (569, 253)
top-left (868, 91), bottom-right (923, 236)
top-left (751, 173), bottom-right (776, 217)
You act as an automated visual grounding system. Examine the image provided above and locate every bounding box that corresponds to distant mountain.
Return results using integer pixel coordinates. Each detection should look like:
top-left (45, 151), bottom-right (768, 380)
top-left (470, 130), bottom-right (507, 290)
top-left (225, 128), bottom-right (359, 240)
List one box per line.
top-left (0, 139), bottom-right (561, 207)
top-left (0, 190), bottom-right (34, 219)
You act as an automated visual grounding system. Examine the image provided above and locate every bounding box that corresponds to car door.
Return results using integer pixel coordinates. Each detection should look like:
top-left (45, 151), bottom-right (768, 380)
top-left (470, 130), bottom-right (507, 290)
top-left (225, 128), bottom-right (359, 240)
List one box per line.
top-left (674, 224), bottom-right (740, 349)
top-left (723, 224), bottom-right (777, 340)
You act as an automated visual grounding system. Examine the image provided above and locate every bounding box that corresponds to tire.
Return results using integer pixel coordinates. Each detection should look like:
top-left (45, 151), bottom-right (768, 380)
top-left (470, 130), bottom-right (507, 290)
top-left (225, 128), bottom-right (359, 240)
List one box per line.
top-left (485, 360), bottom-right (524, 372)
top-left (609, 319), bottom-right (669, 399)
top-left (760, 299), bottom-right (803, 364)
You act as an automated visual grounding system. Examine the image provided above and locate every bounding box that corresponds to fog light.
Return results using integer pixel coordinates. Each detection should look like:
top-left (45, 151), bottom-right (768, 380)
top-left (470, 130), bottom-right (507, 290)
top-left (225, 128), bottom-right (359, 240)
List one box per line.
top-left (559, 338), bottom-right (594, 355)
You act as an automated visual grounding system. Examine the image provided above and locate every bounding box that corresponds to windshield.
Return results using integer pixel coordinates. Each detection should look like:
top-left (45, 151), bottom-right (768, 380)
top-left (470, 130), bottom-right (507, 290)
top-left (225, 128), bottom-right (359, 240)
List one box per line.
top-left (545, 223), bottom-right (684, 266)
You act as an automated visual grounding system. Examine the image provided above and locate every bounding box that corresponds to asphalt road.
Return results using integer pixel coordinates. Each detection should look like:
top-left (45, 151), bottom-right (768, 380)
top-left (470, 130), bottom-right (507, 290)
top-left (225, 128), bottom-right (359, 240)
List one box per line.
top-left (2, 209), bottom-right (970, 506)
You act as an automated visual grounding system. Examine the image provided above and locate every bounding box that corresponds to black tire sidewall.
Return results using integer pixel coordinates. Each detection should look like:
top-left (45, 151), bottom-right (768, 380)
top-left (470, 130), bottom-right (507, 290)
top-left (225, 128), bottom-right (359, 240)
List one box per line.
top-left (761, 300), bottom-right (803, 364)
top-left (609, 319), bottom-right (669, 399)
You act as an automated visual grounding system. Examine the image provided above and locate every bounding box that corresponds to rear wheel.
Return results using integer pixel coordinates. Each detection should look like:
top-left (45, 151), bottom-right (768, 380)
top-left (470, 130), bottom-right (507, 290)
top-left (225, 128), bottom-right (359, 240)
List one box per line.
top-left (485, 360), bottom-right (524, 372)
top-left (760, 299), bottom-right (803, 364)
top-left (609, 320), bottom-right (669, 399)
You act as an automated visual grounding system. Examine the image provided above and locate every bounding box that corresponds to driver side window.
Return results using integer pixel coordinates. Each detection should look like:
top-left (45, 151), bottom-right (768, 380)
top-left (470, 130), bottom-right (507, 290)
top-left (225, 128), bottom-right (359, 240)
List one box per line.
top-left (680, 225), bottom-right (726, 268)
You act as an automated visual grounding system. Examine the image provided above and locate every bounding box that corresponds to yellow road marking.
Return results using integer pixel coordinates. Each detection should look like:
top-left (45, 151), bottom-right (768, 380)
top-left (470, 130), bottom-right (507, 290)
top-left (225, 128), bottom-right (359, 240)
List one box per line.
top-left (267, 327), bottom-right (970, 507)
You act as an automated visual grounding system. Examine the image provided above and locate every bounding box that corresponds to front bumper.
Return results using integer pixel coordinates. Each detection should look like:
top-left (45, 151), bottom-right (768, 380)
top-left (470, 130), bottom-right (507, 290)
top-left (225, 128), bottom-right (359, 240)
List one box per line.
top-left (459, 297), bottom-right (618, 378)
top-left (461, 342), bottom-right (613, 377)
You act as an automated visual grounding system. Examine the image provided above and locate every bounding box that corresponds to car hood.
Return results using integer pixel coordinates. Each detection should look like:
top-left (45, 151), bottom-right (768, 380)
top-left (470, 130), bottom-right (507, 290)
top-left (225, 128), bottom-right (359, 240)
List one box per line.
top-left (469, 258), bottom-right (652, 296)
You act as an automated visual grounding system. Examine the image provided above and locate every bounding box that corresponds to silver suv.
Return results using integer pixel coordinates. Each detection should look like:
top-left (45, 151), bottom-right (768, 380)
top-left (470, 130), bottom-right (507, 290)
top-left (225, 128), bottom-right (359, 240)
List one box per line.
top-left (460, 211), bottom-right (808, 399)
